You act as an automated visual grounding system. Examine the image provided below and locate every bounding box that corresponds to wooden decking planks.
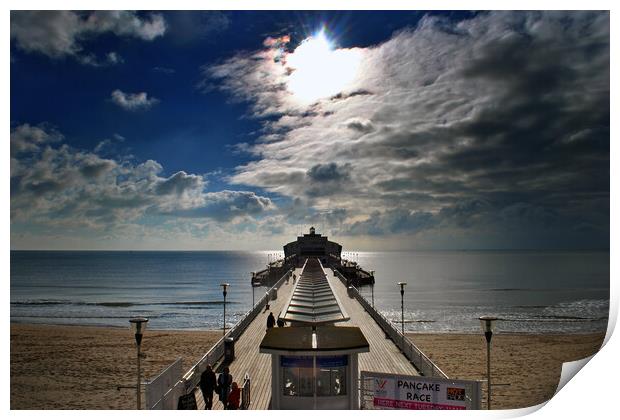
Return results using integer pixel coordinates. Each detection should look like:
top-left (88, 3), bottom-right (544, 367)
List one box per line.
top-left (193, 268), bottom-right (301, 410)
top-left (325, 270), bottom-right (420, 377)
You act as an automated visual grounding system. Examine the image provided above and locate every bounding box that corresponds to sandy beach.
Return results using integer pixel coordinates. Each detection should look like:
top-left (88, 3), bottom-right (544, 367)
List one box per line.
top-left (407, 332), bottom-right (605, 410)
top-left (10, 323), bottom-right (222, 410)
top-left (10, 323), bottom-right (604, 410)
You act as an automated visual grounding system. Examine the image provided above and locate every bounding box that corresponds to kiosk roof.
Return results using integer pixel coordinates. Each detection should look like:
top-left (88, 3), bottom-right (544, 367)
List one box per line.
top-left (260, 326), bottom-right (369, 352)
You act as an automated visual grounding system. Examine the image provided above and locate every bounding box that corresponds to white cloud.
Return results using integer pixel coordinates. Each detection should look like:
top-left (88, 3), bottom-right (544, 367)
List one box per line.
top-left (10, 125), bottom-right (274, 233)
top-left (204, 11), bottom-right (609, 246)
top-left (10, 123), bottom-right (63, 156)
top-left (10, 11), bottom-right (166, 62)
top-left (110, 89), bottom-right (159, 111)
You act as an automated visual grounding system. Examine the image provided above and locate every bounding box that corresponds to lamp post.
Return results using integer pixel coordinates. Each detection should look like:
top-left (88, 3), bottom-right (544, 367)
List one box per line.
top-left (397, 282), bottom-right (407, 346)
top-left (221, 283), bottom-right (230, 336)
top-left (370, 271), bottom-right (375, 308)
top-left (479, 316), bottom-right (498, 410)
top-left (129, 317), bottom-right (148, 410)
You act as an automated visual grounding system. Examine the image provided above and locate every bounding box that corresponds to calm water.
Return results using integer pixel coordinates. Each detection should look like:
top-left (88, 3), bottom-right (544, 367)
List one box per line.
top-left (10, 250), bottom-right (609, 334)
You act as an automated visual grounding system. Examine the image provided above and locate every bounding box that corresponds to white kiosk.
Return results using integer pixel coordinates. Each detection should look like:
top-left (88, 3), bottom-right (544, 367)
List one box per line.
top-left (260, 326), bottom-right (369, 409)
top-left (259, 258), bottom-right (370, 409)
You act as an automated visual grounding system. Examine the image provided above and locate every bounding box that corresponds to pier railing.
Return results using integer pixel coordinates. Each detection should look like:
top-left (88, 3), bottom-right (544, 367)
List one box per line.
top-left (146, 269), bottom-right (292, 409)
top-left (145, 358), bottom-right (184, 409)
top-left (333, 269), bottom-right (448, 379)
top-left (182, 270), bottom-right (292, 400)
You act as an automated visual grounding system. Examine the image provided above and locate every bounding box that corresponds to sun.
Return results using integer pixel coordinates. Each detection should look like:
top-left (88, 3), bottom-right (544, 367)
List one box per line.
top-left (286, 30), bottom-right (361, 104)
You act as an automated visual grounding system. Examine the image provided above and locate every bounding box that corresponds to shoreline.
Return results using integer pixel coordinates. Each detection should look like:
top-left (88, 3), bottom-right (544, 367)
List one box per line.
top-left (10, 323), bottom-right (605, 410)
top-left (9, 320), bottom-right (605, 336)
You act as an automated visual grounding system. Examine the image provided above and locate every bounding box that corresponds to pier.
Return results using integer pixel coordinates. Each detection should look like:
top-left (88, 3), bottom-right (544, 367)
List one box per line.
top-left (145, 228), bottom-right (448, 410)
top-left (147, 260), bottom-right (446, 410)
top-left (196, 260), bottom-right (422, 409)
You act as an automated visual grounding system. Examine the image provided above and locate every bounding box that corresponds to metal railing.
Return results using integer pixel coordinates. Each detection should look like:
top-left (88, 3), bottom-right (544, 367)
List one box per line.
top-left (333, 269), bottom-right (448, 379)
top-left (146, 269), bottom-right (292, 409)
top-left (145, 358), bottom-right (184, 409)
top-left (168, 269), bottom-right (292, 408)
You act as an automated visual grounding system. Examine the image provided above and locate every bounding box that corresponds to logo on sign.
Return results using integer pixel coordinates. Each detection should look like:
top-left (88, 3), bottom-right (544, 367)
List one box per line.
top-left (446, 387), bottom-right (465, 401)
top-left (374, 378), bottom-right (389, 397)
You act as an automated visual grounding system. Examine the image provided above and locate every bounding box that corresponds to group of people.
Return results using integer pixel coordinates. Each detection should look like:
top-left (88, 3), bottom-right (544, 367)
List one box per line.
top-left (266, 312), bottom-right (285, 329)
top-left (199, 365), bottom-right (241, 410)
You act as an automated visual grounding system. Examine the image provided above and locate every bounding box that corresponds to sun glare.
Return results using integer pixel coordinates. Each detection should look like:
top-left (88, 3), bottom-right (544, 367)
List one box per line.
top-left (286, 30), bottom-right (361, 104)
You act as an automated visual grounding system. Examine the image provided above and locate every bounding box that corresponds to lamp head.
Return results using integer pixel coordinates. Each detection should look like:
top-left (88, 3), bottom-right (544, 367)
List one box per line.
top-left (397, 282), bottom-right (407, 290)
top-left (129, 317), bottom-right (148, 334)
top-left (129, 317), bottom-right (148, 345)
top-left (220, 283), bottom-right (230, 296)
top-left (479, 316), bottom-right (498, 333)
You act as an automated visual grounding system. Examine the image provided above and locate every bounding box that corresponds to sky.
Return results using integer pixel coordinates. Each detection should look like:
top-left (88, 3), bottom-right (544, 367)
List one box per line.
top-left (9, 10), bottom-right (610, 251)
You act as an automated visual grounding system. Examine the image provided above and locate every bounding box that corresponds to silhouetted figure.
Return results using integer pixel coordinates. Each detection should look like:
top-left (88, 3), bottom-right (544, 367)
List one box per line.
top-left (277, 318), bottom-right (285, 327)
top-left (217, 367), bottom-right (232, 408)
top-left (267, 312), bottom-right (276, 329)
top-left (200, 364), bottom-right (217, 410)
top-left (227, 382), bottom-right (241, 410)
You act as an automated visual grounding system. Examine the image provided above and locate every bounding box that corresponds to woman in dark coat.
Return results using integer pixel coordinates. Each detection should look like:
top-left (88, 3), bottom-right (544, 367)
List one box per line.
top-left (217, 367), bottom-right (233, 408)
top-left (200, 364), bottom-right (217, 410)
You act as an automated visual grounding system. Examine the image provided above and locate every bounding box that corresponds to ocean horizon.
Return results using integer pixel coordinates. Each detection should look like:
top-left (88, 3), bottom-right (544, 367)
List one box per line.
top-left (10, 249), bottom-right (609, 335)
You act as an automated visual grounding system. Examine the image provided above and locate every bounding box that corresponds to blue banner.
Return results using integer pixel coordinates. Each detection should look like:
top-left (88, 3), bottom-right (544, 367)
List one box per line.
top-left (317, 355), bottom-right (348, 367)
top-left (281, 356), bottom-right (313, 367)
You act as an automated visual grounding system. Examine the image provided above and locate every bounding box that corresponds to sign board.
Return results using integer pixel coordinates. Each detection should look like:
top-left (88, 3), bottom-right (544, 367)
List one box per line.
top-left (361, 371), bottom-right (481, 410)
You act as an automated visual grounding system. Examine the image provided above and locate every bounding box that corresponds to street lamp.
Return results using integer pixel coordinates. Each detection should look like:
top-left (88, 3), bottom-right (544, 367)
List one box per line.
top-left (221, 283), bottom-right (230, 336)
top-left (370, 271), bottom-right (375, 308)
top-left (129, 317), bottom-right (148, 410)
top-left (479, 316), bottom-right (498, 410)
top-left (397, 282), bottom-right (407, 345)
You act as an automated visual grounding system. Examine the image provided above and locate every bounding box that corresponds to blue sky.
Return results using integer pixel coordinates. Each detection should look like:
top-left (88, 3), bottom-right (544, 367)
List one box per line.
top-left (10, 11), bottom-right (609, 250)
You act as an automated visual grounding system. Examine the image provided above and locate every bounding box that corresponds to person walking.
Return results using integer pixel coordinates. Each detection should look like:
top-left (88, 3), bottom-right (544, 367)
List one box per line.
top-left (200, 364), bottom-right (217, 410)
top-left (217, 367), bottom-right (232, 409)
top-left (227, 382), bottom-right (241, 410)
top-left (266, 312), bottom-right (276, 329)
top-left (277, 317), bottom-right (285, 327)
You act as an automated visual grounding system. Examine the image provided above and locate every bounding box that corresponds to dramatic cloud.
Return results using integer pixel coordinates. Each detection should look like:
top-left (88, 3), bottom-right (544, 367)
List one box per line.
top-left (10, 123), bottom-right (63, 156)
top-left (10, 11), bottom-right (166, 62)
top-left (205, 11), bottom-right (609, 247)
top-left (10, 124), bottom-right (274, 232)
top-left (110, 90), bottom-right (160, 111)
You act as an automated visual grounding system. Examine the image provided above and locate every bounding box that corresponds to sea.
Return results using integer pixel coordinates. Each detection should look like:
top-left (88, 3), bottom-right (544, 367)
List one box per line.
top-left (10, 250), bottom-right (610, 334)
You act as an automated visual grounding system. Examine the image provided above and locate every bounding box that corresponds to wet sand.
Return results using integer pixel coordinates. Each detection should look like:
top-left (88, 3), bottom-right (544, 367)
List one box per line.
top-left (10, 323), bottom-right (604, 409)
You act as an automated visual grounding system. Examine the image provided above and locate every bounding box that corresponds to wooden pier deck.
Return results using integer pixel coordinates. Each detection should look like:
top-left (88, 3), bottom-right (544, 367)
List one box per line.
top-left (193, 267), bottom-right (300, 410)
top-left (192, 263), bottom-right (419, 410)
top-left (325, 269), bottom-right (420, 377)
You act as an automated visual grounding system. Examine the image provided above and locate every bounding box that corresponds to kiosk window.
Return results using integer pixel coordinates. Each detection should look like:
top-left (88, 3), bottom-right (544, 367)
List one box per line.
top-left (282, 367), bottom-right (299, 396)
top-left (281, 355), bottom-right (347, 397)
top-left (317, 366), bottom-right (347, 396)
top-left (282, 367), bottom-right (314, 396)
